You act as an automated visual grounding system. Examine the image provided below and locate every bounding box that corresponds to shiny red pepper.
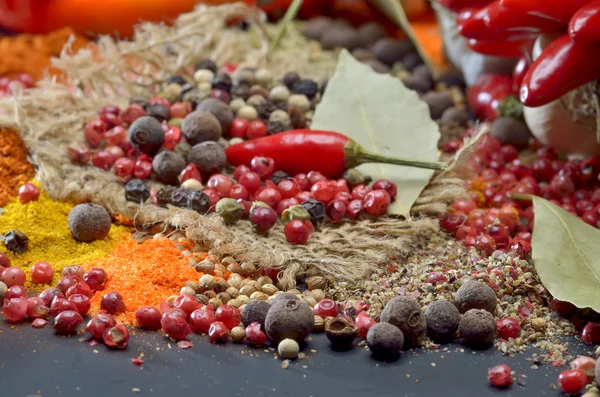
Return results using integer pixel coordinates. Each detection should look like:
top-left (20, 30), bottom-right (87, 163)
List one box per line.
top-left (224, 130), bottom-right (446, 178)
top-left (467, 74), bottom-right (514, 120)
top-left (467, 38), bottom-right (534, 57)
top-left (439, 0), bottom-right (495, 13)
top-left (483, 1), bottom-right (565, 32)
top-left (512, 56), bottom-right (530, 93)
top-left (457, 7), bottom-right (538, 41)
top-left (520, 34), bottom-right (600, 107)
top-left (569, 1), bottom-right (600, 43)
top-left (500, 0), bottom-right (596, 24)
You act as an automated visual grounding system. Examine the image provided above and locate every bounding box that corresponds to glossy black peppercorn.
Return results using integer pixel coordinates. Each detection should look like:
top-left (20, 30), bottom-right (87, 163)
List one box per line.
top-left (270, 170), bottom-right (293, 185)
top-left (156, 186), bottom-right (176, 207)
top-left (166, 75), bottom-right (187, 86)
top-left (282, 72), bottom-right (300, 90)
top-left (128, 116), bottom-right (165, 155)
top-left (211, 73), bottom-right (233, 93)
top-left (146, 104), bottom-right (171, 123)
top-left (4, 230), bottom-right (29, 254)
top-left (170, 188), bottom-right (210, 213)
top-left (301, 198), bottom-right (326, 224)
top-left (195, 59), bottom-right (217, 73)
top-left (292, 79), bottom-right (319, 100)
top-left (124, 179), bottom-right (150, 203)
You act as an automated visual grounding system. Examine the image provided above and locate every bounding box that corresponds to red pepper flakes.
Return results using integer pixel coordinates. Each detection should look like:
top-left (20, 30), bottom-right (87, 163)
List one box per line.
top-left (87, 238), bottom-right (204, 324)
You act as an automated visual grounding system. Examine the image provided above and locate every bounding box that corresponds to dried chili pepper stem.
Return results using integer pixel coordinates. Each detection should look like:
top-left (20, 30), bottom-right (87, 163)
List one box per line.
top-left (225, 130), bottom-right (447, 178)
top-left (344, 139), bottom-right (446, 171)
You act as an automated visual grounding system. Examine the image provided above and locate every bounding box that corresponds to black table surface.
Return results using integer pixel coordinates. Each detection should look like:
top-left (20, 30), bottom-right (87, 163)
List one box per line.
top-left (0, 320), bottom-right (591, 397)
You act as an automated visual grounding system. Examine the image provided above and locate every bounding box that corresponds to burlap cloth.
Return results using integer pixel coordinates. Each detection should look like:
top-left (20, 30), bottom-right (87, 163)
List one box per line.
top-left (0, 3), bottom-right (474, 288)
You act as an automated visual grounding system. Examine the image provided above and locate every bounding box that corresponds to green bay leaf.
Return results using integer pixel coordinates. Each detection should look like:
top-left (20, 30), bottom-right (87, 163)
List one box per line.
top-left (311, 49), bottom-right (441, 216)
top-left (530, 196), bottom-right (600, 311)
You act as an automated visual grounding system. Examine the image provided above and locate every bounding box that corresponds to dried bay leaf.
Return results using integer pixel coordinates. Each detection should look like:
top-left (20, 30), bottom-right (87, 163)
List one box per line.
top-left (311, 49), bottom-right (441, 216)
top-left (530, 196), bottom-right (600, 311)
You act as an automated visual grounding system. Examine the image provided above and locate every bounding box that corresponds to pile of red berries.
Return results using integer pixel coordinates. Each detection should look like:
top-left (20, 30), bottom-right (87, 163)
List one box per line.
top-left (209, 155), bottom-right (397, 244)
top-left (0, 73), bottom-right (34, 97)
top-left (1, 261), bottom-right (130, 346)
top-left (441, 132), bottom-right (600, 257)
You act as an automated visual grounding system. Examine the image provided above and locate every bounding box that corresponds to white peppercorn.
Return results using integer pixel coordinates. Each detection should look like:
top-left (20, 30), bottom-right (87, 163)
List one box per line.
top-left (182, 179), bottom-right (203, 191)
top-left (288, 94), bottom-right (310, 112)
top-left (278, 338), bottom-right (300, 359)
top-left (247, 94), bottom-right (266, 108)
top-left (229, 98), bottom-right (246, 113)
top-left (194, 69), bottom-right (214, 84)
top-left (255, 68), bottom-right (273, 87)
top-left (237, 105), bottom-right (258, 120)
top-left (269, 85), bottom-right (290, 102)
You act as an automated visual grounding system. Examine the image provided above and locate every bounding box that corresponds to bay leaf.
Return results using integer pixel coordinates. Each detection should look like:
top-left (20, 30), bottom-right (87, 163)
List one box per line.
top-left (311, 49), bottom-right (441, 216)
top-left (530, 196), bottom-right (600, 311)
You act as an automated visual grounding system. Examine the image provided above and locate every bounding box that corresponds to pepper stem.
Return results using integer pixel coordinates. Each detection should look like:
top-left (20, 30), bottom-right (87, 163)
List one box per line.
top-left (345, 140), bottom-right (447, 171)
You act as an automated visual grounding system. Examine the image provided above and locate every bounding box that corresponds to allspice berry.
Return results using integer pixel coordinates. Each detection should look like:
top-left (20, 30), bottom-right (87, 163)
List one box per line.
top-left (441, 107), bottom-right (469, 127)
top-left (421, 92), bottom-right (454, 120)
top-left (278, 338), bottom-right (300, 359)
top-left (425, 300), bottom-right (460, 343)
top-left (356, 22), bottom-right (385, 48)
top-left (458, 309), bottom-right (497, 346)
top-left (187, 141), bottom-right (226, 176)
top-left (68, 203), bottom-right (112, 242)
top-left (152, 151), bottom-right (186, 185)
top-left (325, 317), bottom-right (359, 349)
top-left (321, 26), bottom-right (359, 51)
top-left (181, 111), bottom-right (222, 145)
top-left (454, 280), bottom-right (497, 314)
top-left (265, 298), bottom-right (314, 344)
top-left (490, 117), bottom-right (531, 149)
top-left (241, 299), bottom-right (271, 330)
top-left (128, 116), bottom-right (165, 155)
top-left (270, 293), bottom-right (300, 304)
top-left (196, 98), bottom-right (234, 134)
top-left (302, 16), bottom-right (331, 40)
top-left (380, 296), bottom-right (426, 344)
top-left (366, 322), bottom-right (404, 359)
top-left (372, 38), bottom-right (413, 66)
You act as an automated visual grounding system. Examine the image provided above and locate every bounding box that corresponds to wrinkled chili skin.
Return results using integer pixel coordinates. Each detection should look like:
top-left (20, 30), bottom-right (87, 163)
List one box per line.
top-left (569, 1), bottom-right (600, 43)
top-left (225, 130), bottom-right (349, 178)
top-left (520, 34), bottom-right (600, 107)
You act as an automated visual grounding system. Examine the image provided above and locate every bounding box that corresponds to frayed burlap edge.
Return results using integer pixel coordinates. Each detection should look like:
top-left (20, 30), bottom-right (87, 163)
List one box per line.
top-left (0, 3), bottom-right (472, 289)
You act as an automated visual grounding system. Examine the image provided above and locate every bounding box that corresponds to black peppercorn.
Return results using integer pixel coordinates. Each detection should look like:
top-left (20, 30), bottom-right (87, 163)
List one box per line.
top-left (146, 103), bottom-right (171, 123)
top-left (4, 230), bottom-right (29, 254)
top-left (195, 59), bottom-right (217, 73)
top-left (129, 96), bottom-right (148, 108)
top-left (156, 186), bottom-right (176, 207)
top-left (401, 52), bottom-right (423, 72)
top-left (166, 75), bottom-right (187, 86)
top-left (301, 198), bottom-right (326, 224)
top-left (256, 100), bottom-right (278, 121)
top-left (128, 116), bottom-right (165, 155)
top-left (196, 98), bottom-right (234, 134)
top-left (231, 84), bottom-right (251, 100)
top-left (124, 179), bottom-right (150, 203)
top-left (292, 79), bottom-right (319, 100)
top-left (282, 72), bottom-right (300, 90)
top-left (270, 171), bottom-right (293, 185)
top-left (170, 188), bottom-right (210, 213)
top-left (211, 72), bottom-right (233, 93)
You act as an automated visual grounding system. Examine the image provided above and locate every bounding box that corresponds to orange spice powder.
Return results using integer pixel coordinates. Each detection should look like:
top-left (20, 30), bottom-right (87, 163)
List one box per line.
top-left (86, 238), bottom-right (204, 325)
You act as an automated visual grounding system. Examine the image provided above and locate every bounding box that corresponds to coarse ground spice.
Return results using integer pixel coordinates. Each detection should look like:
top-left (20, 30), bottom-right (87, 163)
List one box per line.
top-left (0, 28), bottom-right (90, 81)
top-left (0, 183), bottom-right (129, 290)
top-left (0, 129), bottom-right (35, 207)
top-left (87, 238), bottom-right (204, 325)
top-left (329, 234), bottom-right (576, 364)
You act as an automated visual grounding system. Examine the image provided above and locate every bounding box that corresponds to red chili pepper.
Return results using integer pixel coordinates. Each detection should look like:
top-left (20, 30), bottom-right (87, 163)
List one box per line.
top-left (569, 1), bottom-right (600, 43)
top-left (224, 130), bottom-right (446, 178)
top-left (457, 7), bottom-right (539, 41)
top-left (520, 34), bottom-right (600, 107)
top-left (467, 38), bottom-right (534, 57)
top-left (439, 0), bottom-right (495, 13)
top-left (467, 74), bottom-right (514, 120)
top-left (484, 1), bottom-right (566, 32)
top-left (512, 56), bottom-right (530, 93)
top-left (500, 0), bottom-right (596, 24)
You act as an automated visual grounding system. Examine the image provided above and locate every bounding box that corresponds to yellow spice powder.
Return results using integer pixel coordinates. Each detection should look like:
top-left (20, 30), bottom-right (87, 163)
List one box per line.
top-left (0, 182), bottom-right (130, 290)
